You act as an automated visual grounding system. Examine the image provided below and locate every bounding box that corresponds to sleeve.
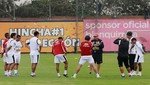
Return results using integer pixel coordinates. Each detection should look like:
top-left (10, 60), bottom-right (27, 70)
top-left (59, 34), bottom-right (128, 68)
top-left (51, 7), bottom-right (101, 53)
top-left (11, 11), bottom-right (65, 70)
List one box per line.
top-left (61, 41), bottom-right (67, 53)
top-left (37, 39), bottom-right (42, 45)
top-left (26, 39), bottom-right (30, 45)
top-left (99, 40), bottom-right (104, 49)
top-left (113, 38), bottom-right (121, 45)
top-left (136, 42), bottom-right (144, 53)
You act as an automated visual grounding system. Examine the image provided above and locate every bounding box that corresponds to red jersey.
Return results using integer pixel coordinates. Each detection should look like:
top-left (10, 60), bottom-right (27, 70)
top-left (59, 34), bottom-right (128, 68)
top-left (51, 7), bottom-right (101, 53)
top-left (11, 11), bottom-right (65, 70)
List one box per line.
top-left (80, 41), bottom-right (92, 56)
top-left (52, 39), bottom-right (67, 56)
top-left (2, 39), bottom-right (8, 53)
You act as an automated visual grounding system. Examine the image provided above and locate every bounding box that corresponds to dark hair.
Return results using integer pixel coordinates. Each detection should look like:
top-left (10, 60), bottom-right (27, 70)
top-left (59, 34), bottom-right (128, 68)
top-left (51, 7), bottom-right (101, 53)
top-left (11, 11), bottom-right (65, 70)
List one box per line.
top-left (34, 31), bottom-right (39, 36)
top-left (126, 31), bottom-right (133, 36)
top-left (17, 35), bottom-right (21, 38)
top-left (58, 37), bottom-right (63, 40)
top-left (131, 38), bottom-right (137, 41)
top-left (4, 33), bottom-right (9, 38)
top-left (85, 35), bottom-right (91, 41)
top-left (10, 33), bottom-right (16, 38)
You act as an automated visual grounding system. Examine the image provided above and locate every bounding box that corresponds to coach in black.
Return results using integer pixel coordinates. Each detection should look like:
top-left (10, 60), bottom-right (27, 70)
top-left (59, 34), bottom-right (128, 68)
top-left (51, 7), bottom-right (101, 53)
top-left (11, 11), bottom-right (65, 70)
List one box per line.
top-left (114, 38), bottom-right (131, 77)
top-left (90, 34), bottom-right (104, 74)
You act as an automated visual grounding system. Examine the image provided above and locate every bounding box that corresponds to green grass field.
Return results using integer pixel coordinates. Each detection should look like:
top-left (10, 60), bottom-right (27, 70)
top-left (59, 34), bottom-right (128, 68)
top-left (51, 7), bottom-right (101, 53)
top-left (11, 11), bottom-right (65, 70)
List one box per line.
top-left (0, 53), bottom-right (149, 85)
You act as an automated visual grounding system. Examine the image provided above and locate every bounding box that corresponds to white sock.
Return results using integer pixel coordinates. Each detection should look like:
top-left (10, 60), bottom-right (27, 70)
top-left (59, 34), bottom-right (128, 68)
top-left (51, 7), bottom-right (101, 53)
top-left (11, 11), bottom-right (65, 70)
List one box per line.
top-left (73, 73), bottom-right (77, 77)
top-left (31, 72), bottom-right (35, 75)
top-left (121, 73), bottom-right (125, 76)
top-left (8, 70), bottom-right (12, 75)
top-left (57, 73), bottom-right (60, 77)
top-left (5, 70), bottom-right (8, 74)
top-left (96, 73), bottom-right (100, 77)
top-left (64, 70), bottom-right (67, 75)
top-left (14, 70), bottom-right (18, 74)
top-left (138, 71), bottom-right (142, 74)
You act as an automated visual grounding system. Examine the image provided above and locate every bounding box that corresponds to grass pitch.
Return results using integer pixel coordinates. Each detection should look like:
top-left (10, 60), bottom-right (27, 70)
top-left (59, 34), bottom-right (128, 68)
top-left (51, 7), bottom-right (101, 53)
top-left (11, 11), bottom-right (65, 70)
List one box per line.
top-left (0, 53), bottom-right (149, 85)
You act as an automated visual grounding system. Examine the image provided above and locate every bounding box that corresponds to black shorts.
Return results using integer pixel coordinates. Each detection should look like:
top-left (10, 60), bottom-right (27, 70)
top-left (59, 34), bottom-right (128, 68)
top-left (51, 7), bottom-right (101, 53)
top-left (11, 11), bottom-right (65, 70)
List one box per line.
top-left (117, 56), bottom-right (129, 68)
top-left (92, 53), bottom-right (103, 64)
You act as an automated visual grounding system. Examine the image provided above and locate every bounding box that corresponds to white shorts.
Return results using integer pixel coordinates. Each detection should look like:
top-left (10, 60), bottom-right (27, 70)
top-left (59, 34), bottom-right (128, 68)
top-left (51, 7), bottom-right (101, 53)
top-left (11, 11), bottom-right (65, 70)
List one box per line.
top-left (54, 54), bottom-right (67, 63)
top-left (79, 55), bottom-right (94, 65)
top-left (134, 55), bottom-right (144, 63)
top-left (6, 53), bottom-right (15, 64)
top-left (30, 54), bottom-right (40, 63)
top-left (3, 53), bottom-right (8, 63)
top-left (14, 53), bottom-right (21, 64)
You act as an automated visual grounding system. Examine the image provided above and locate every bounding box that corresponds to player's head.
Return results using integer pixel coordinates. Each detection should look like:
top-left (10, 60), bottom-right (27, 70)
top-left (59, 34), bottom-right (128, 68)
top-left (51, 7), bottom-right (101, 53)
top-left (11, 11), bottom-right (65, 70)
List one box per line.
top-left (131, 38), bottom-right (137, 44)
top-left (93, 34), bottom-right (99, 39)
top-left (34, 31), bottom-right (39, 37)
top-left (58, 37), bottom-right (63, 40)
top-left (16, 35), bottom-right (21, 41)
top-left (85, 35), bottom-right (91, 41)
top-left (126, 31), bottom-right (133, 39)
top-left (4, 33), bottom-right (10, 39)
top-left (10, 33), bottom-right (16, 39)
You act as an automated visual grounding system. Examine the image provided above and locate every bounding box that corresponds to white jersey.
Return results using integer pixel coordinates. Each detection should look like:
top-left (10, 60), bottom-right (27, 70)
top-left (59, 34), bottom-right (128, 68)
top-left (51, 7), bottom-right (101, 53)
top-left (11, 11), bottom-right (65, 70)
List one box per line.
top-left (28, 37), bottom-right (41, 55)
top-left (14, 41), bottom-right (22, 54)
top-left (6, 38), bottom-right (16, 55)
top-left (135, 41), bottom-right (144, 57)
top-left (129, 37), bottom-right (136, 54)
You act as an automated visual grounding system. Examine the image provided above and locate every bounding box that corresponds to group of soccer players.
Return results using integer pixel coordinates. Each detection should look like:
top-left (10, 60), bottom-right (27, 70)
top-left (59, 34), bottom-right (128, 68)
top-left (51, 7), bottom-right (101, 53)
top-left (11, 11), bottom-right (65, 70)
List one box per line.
top-left (114, 31), bottom-right (145, 77)
top-left (1, 33), bottom-right (22, 76)
top-left (1, 31), bottom-right (145, 78)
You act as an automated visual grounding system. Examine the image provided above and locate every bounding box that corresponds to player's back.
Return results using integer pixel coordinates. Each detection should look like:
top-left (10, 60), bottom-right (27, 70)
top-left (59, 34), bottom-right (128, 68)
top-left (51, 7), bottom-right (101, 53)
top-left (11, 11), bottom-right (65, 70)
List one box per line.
top-left (80, 41), bottom-right (92, 56)
top-left (29, 37), bottom-right (40, 55)
top-left (52, 40), bottom-right (66, 55)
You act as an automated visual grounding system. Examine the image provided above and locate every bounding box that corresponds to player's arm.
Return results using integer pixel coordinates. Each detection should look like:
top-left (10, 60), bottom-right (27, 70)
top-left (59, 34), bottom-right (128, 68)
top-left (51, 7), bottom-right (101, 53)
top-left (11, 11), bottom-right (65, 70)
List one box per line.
top-left (25, 40), bottom-right (30, 50)
top-left (99, 40), bottom-right (104, 49)
top-left (136, 42), bottom-right (145, 54)
top-left (113, 38), bottom-right (121, 45)
top-left (37, 39), bottom-right (42, 52)
top-left (61, 41), bottom-right (67, 53)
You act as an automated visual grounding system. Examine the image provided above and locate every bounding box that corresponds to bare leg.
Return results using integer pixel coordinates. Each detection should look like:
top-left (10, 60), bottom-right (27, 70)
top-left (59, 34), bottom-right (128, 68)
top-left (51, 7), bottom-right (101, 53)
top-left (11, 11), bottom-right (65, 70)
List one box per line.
top-left (56, 63), bottom-right (60, 73)
top-left (138, 63), bottom-right (142, 71)
top-left (75, 64), bottom-right (82, 74)
top-left (32, 63), bottom-right (37, 73)
top-left (89, 64), bottom-right (93, 74)
top-left (64, 61), bottom-right (68, 71)
top-left (97, 64), bottom-right (101, 73)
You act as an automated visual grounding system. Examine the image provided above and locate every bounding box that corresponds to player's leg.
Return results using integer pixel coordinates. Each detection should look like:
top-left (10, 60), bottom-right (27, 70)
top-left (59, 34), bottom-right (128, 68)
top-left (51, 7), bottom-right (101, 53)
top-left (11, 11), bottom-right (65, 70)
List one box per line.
top-left (89, 54), bottom-right (96, 74)
top-left (4, 62), bottom-right (8, 76)
top-left (14, 63), bottom-right (19, 76)
top-left (89, 57), bottom-right (100, 78)
top-left (117, 56), bottom-right (125, 77)
top-left (97, 53), bottom-right (102, 73)
top-left (62, 55), bottom-right (68, 77)
top-left (124, 57), bottom-right (131, 76)
top-left (30, 55), bottom-right (39, 77)
top-left (56, 63), bottom-right (61, 77)
top-left (129, 54), bottom-right (135, 72)
top-left (137, 63), bottom-right (142, 76)
top-left (72, 57), bottom-right (85, 78)
top-left (8, 55), bottom-right (15, 76)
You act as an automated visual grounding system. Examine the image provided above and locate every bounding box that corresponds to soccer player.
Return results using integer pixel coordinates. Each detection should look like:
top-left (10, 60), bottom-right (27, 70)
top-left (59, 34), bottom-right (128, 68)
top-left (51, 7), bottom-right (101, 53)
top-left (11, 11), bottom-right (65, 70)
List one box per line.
top-left (1, 33), bottom-right (10, 76)
top-left (90, 34), bottom-right (104, 74)
top-left (14, 35), bottom-right (22, 76)
top-left (126, 31), bottom-right (136, 72)
top-left (52, 37), bottom-right (68, 78)
top-left (114, 38), bottom-right (131, 77)
top-left (6, 33), bottom-right (17, 76)
top-left (26, 31), bottom-right (42, 77)
top-left (130, 38), bottom-right (145, 76)
top-left (72, 35), bottom-right (100, 78)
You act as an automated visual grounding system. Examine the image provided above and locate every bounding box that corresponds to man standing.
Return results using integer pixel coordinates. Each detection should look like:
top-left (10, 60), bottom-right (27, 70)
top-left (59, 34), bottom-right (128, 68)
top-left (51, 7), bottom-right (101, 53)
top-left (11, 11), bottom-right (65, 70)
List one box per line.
top-left (72, 35), bottom-right (100, 78)
top-left (114, 38), bottom-right (131, 77)
top-left (14, 35), bottom-right (22, 76)
top-left (6, 33), bottom-right (16, 76)
top-left (126, 31), bottom-right (136, 72)
top-left (52, 37), bottom-right (68, 78)
top-left (90, 34), bottom-right (104, 74)
top-left (130, 38), bottom-right (145, 76)
top-left (26, 31), bottom-right (42, 77)
top-left (1, 33), bottom-right (10, 76)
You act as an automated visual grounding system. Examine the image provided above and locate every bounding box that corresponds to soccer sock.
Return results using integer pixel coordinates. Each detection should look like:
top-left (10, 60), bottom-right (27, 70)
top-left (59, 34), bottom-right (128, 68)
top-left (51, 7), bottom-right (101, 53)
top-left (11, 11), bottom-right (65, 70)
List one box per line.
top-left (121, 73), bottom-right (125, 76)
top-left (64, 70), bottom-right (67, 75)
top-left (14, 70), bottom-right (18, 74)
top-left (8, 70), bottom-right (12, 75)
top-left (96, 73), bottom-right (100, 77)
top-left (57, 73), bottom-right (61, 77)
top-left (73, 73), bottom-right (77, 77)
top-left (5, 70), bottom-right (8, 74)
